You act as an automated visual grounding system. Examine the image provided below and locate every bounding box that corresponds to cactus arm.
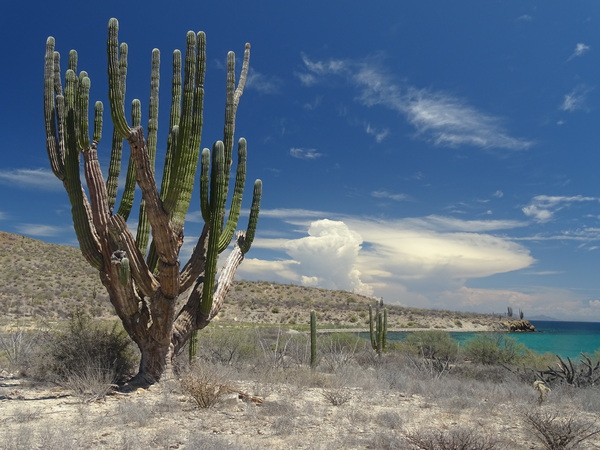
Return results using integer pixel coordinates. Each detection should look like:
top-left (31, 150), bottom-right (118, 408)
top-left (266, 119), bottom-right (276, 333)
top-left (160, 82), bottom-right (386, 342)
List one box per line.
top-left (136, 50), bottom-right (159, 256)
top-left (93, 101), bottom-right (103, 144)
top-left (44, 37), bottom-right (64, 180)
top-left (218, 138), bottom-right (247, 252)
top-left (107, 18), bottom-right (132, 138)
top-left (199, 147), bottom-right (210, 222)
top-left (106, 40), bottom-right (128, 211)
top-left (199, 142), bottom-right (227, 317)
top-left (239, 179), bottom-right (262, 254)
top-left (116, 100), bottom-right (141, 219)
top-left (161, 31), bottom-right (205, 233)
top-left (158, 50), bottom-right (182, 203)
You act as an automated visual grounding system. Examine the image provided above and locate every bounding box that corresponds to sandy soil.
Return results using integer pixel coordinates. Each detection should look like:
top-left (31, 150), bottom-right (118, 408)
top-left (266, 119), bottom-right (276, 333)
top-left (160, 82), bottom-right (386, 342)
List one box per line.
top-left (2, 367), bottom-right (600, 450)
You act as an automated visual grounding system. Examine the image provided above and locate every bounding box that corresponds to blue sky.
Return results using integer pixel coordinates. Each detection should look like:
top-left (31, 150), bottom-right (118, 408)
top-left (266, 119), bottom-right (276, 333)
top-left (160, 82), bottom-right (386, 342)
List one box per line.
top-left (2, 1), bottom-right (600, 321)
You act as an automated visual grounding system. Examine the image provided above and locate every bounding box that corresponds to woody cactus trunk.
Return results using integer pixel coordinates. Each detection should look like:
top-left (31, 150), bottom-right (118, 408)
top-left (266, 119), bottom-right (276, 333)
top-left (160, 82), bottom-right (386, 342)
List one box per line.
top-left (43, 19), bottom-right (261, 386)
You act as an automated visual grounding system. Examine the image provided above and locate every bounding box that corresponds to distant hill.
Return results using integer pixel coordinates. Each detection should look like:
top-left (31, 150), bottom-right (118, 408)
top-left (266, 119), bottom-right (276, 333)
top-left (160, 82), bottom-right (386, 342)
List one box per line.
top-left (0, 231), bottom-right (499, 330)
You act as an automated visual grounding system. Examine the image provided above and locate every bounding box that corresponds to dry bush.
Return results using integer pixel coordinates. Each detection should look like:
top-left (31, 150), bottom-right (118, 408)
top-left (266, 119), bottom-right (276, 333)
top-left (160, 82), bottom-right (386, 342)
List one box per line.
top-left (321, 387), bottom-right (352, 406)
top-left (181, 363), bottom-right (234, 408)
top-left (0, 325), bottom-right (43, 375)
top-left (524, 408), bottom-right (600, 449)
top-left (33, 308), bottom-right (136, 384)
top-left (61, 366), bottom-right (116, 402)
top-left (405, 426), bottom-right (500, 450)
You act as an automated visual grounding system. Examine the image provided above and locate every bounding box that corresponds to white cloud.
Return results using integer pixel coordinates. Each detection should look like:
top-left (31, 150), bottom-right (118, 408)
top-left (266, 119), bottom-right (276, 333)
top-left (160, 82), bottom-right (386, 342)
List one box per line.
top-left (284, 219), bottom-right (373, 296)
top-left (0, 168), bottom-right (62, 190)
top-left (299, 54), bottom-right (532, 151)
top-left (568, 43), bottom-right (590, 60)
top-left (560, 85), bottom-right (592, 112)
top-left (247, 70), bottom-right (282, 94)
top-left (244, 211), bottom-right (533, 307)
top-left (289, 148), bottom-right (324, 160)
top-left (365, 123), bottom-right (389, 142)
top-left (493, 190), bottom-right (504, 198)
top-left (522, 195), bottom-right (598, 223)
top-left (18, 224), bottom-right (64, 237)
top-left (371, 190), bottom-right (409, 202)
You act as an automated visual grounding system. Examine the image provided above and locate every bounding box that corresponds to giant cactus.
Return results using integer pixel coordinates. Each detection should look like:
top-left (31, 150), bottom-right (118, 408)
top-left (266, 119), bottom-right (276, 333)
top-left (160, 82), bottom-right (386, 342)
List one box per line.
top-left (43, 18), bottom-right (261, 386)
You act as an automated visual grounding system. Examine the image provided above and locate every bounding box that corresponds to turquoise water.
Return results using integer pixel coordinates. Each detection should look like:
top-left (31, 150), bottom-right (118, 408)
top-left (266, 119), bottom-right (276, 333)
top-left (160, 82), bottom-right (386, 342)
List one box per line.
top-left (384, 320), bottom-right (600, 360)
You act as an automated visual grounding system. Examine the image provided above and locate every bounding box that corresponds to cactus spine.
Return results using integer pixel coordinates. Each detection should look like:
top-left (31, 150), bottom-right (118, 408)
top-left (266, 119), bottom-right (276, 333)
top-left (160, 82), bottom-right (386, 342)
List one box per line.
top-left (369, 301), bottom-right (387, 356)
top-left (43, 19), bottom-right (261, 385)
top-left (310, 310), bottom-right (317, 369)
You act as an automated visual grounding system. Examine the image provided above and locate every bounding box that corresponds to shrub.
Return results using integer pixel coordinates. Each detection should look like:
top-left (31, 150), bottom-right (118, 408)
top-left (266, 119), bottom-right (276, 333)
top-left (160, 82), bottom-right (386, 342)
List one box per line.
top-left (34, 308), bottom-right (136, 384)
top-left (524, 409), bottom-right (600, 449)
top-left (405, 427), bottom-right (499, 450)
top-left (181, 363), bottom-right (233, 408)
top-left (404, 331), bottom-right (458, 361)
top-left (463, 333), bottom-right (527, 365)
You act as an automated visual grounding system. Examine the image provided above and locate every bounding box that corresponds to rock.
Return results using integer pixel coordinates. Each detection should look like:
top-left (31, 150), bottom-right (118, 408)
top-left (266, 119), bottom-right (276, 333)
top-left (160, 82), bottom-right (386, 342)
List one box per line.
top-left (499, 320), bottom-right (536, 332)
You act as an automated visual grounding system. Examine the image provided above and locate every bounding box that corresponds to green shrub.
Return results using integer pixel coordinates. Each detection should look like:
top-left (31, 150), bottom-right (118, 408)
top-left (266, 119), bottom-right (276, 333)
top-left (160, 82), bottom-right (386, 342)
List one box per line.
top-left (34, 308), bottom-right (136, 383)
top-left (463, 334), bottom-right (527, 365)
top-left (404, 331), bottom-right (459, 361)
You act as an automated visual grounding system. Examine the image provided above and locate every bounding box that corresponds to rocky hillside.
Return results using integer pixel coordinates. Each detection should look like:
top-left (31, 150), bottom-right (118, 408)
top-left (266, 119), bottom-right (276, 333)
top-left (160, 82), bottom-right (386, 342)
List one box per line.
top-left (0, 231), bottom-right (500, 329)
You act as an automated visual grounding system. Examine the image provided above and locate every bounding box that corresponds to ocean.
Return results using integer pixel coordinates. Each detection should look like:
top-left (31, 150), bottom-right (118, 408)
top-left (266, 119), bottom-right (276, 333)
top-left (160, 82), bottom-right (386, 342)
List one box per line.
top-left (385, 320), bottom-right (600, 360)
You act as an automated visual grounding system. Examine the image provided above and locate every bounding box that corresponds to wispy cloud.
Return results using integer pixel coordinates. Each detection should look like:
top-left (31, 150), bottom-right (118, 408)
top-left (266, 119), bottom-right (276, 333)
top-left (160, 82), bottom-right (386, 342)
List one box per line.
top-left (247, 70), bottom-right (283, 94)
top-left (522, 195), bottom-right (599, 223)
top-left (0, 168), bottom-right (62, 190)
top-left (298, 54), bottom-right (532, 151)
top-left (290, 148), bottom-right (324, 160)
top-left (560, 85), bottom-right (592, 112)
top-left (371, 190), bottom-right (410, 202)
top-left (365, 123), bottom-right (389, 142)
top-left (18, 223), bottom-right (64, 237)
top-left (568, 43), bottom-right (591, 60)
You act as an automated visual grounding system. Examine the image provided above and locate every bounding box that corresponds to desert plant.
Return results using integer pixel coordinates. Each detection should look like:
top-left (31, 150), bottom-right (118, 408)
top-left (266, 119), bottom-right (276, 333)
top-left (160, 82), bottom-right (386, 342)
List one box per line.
top-left (34, 308), bottom-right (136, 384)
top-left (463, 334), bottom-right (526, 365)
top-left (310, 310), bottom-right (317, 369)
top-left (369, 300), bottom-right (387, 356)
top-left (524, 409), bottom-right (600, 449)
top-left (321, 387), bottom-right (352, 406)
top-left (404, 330), bottom-right (458, 361)
top-left (538, 354), bottom-right (600, 388)
top-left (43, 18), bottom-right (261, 385)
top-left (405, 427), bottom-right (499, 450)
top-left (180, 364), bottom-right (233, 408)
top-left (0, 325), bottom-right (42, 375)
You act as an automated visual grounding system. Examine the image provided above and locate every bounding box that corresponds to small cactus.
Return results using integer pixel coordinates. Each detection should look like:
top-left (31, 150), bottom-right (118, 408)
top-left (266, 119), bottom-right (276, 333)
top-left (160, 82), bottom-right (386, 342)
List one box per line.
top-left (310, 310), bottom-right (317, 369)
top-left (369, 301), bottom-right (387, 356)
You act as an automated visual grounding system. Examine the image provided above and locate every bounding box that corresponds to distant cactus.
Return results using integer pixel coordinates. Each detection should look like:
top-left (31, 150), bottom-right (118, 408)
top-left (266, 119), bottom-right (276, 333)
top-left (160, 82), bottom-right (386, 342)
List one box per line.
top-left (369, 301), bottom-right (387, 356)
top-left (310, 310), bottom-right (317, 369)
top-left (44, 19), bottom-right (261, 386)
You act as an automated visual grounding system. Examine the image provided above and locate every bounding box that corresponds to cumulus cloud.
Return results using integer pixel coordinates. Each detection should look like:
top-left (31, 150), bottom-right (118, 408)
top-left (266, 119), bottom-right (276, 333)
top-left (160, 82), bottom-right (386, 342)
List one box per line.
top-left (0, 168), bottom-right (62, 190)
top-left (522, 195), bottom-right (598, 223)
top-left (290, 148), bottom-right (324, 160)
top-left (243, 211), bottom-right (533, 307)
top-left (298, 54), bottom-right (532, 151)
top-left (284, 219), bottom-right (373, 296)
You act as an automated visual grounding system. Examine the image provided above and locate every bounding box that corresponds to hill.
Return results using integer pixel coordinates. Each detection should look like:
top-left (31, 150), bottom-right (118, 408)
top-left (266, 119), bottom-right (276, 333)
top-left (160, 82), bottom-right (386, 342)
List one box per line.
top-left (0, 231), bottom-right (499, 330)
